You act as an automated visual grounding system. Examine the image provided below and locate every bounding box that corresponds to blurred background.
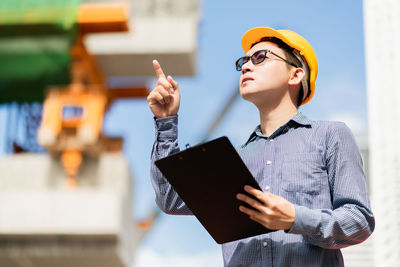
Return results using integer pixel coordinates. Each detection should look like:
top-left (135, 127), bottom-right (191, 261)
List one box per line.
top-left (0, 0), bottom-right (398, 266)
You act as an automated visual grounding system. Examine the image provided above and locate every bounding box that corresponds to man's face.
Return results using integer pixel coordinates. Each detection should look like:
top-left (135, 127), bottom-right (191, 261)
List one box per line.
top-left (239, 41), bottom-right (292, 106)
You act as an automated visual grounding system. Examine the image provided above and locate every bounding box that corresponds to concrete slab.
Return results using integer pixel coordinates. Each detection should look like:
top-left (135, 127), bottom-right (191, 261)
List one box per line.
top-left (0, 153), bottom-right (137, 267)
top-left (85, 17), bottom-right (198, 77)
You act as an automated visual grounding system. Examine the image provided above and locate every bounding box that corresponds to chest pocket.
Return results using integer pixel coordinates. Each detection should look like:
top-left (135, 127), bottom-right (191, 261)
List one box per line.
top-left (280, 152), bottom-right (327, 195)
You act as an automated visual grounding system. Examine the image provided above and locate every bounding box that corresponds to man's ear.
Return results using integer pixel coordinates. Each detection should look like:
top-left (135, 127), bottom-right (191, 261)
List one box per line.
top-left (288, 68), bottom-right (305, 86)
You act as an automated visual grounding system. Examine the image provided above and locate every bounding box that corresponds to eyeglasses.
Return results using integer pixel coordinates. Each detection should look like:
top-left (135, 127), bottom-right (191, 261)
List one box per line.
top-left (235, 49), bottom-right (298, 71)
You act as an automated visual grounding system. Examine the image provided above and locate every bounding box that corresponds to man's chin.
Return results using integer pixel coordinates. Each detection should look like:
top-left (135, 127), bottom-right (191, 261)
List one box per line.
top-left (240, 92), bottom-right (260, 105)
top-left (240, 88), bottom-right (261, 100)
top-left (239, 90), bottom-right (251, 100)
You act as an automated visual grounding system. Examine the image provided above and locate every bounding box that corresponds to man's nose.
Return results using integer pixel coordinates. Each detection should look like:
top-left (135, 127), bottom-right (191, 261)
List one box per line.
top-left (241, 62), bottom-right (253, 74)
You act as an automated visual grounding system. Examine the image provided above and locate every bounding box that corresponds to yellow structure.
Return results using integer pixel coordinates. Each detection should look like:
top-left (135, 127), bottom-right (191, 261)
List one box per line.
top-left (0, 1), bottom-right (199, 266)
top-left (38, 2), bottom-right (148, 186)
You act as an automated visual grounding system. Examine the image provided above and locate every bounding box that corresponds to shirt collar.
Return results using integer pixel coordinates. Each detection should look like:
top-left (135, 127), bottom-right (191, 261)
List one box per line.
top-left (290, 111), bottom-right (312, 126)
top-left (243, 112), bottom-right (312, 146)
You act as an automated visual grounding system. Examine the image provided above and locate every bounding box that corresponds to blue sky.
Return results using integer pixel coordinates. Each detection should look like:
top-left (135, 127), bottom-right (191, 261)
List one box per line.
top-left (0, 0), bottom-right (367, 266)
top-left (129, 0), bottom-right (367, 265)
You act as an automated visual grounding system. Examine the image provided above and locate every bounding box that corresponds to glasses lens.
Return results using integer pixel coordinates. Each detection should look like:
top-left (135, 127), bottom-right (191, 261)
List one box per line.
top-left (252, 50), bottom-right (267, 65)
top-left (236, 57), bottom-right (249, 71)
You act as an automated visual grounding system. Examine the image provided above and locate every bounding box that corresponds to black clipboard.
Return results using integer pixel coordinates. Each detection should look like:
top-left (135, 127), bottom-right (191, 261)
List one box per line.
top-left (154, 136), bottom-right (272, 244)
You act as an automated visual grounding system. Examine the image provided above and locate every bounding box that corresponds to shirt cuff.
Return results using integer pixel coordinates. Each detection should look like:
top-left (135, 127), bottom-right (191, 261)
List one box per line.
top-left (287, 205), bottom-right (321, 235)
top-left (154, 115), bottom-right (178, 141)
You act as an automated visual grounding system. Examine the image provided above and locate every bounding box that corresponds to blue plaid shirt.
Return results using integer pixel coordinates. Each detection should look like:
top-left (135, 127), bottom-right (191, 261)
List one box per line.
top-left (150, 112), bottom-right (374, 267)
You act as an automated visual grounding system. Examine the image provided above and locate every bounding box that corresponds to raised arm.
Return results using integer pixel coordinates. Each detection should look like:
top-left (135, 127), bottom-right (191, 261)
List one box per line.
top-left (148, 60), bottom-right (192, 215)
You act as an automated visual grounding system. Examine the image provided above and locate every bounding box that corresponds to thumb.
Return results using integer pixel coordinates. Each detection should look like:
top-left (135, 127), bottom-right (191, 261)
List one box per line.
top-left (167, 76), bottom-right (179, 92)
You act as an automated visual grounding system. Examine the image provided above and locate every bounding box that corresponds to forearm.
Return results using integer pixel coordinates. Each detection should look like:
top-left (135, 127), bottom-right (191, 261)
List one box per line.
top-left (288, 199), bottom-right (374, 249)
top-left (150, 116), bottom-right (192, 215)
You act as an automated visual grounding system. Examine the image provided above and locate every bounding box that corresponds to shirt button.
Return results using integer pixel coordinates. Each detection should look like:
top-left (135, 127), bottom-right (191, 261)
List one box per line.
top-left (269, 139), bottom-right (274, 142)
top-left (263, 241), bottom-right (268, 247)
top-left (266, 160), bottom-right (272, 165)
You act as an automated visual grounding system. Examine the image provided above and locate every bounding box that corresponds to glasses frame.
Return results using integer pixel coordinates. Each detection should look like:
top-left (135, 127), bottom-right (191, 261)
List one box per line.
top-left (235, 49), bottom-right (298, 71)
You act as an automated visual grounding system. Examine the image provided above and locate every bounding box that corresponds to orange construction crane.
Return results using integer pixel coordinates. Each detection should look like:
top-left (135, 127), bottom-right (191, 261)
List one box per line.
top-left (38, 2), bottom-right (149, 187)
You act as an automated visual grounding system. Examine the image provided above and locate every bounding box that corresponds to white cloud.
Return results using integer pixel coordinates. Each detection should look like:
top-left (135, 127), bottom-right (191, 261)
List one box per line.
top-left (132, 247), bottom-right (223, 267)
top-left (328, 112), bottom-right (367, 137)
top-left (327, 112), bottom-right (369, 148)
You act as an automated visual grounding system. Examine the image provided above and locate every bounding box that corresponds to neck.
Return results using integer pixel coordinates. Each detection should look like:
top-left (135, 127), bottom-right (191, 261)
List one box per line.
top-left (257, 102), bottom-right (298, 136)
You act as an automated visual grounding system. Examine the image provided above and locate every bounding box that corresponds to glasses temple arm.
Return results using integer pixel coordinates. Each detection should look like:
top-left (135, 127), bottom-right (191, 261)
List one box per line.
top-left (269, 50), bottom-right (298, 68)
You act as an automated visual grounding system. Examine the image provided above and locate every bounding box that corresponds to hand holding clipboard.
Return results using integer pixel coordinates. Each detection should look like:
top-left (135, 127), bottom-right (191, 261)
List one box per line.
top-left (155, 136), bottom-right (273, 244)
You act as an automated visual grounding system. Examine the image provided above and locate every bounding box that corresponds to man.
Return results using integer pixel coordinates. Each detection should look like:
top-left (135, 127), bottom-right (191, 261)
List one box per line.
top-left (147, 27), bottom-right (375, 266)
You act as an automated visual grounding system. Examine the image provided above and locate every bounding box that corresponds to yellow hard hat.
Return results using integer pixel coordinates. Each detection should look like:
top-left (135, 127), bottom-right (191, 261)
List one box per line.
top-left (241, 27), bottom-right (318, 106)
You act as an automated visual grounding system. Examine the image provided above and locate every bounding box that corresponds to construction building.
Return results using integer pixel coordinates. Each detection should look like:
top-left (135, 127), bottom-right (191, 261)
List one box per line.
top-left (364, 0), bottom-right (400, 266)
top-left (342, 0), bottom-right (400, 266)
top-left (0, 0), bottom-right (199, 266)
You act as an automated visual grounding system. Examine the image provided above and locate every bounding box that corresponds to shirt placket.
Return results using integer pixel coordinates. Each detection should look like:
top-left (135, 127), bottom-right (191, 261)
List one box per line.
top-left (260, 137), bottom-right (275, 266)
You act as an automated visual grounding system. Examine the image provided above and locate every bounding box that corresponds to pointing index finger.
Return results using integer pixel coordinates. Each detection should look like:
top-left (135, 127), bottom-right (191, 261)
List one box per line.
top-left (153, 59), bottom-right (166, 80)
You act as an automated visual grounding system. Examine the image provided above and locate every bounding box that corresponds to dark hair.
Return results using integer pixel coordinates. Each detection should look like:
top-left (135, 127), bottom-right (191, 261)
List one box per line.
top-left (251, 37), bottom-right (309, 106)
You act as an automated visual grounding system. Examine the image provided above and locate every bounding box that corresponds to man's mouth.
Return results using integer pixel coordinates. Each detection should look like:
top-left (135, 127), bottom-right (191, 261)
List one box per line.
top-left (242, 77), bottom-right (254, 84)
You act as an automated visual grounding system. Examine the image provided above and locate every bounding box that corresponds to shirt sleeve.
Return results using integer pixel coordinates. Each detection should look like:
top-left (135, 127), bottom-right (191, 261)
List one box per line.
top-left (287, 122), bottom-right (375, 249)
top-left (150, 115), bottom-right (192, 215)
